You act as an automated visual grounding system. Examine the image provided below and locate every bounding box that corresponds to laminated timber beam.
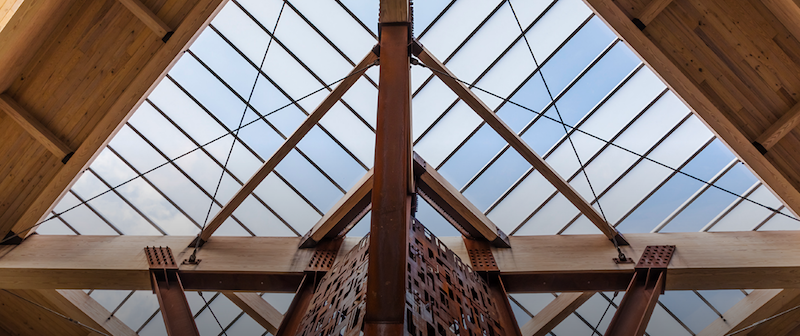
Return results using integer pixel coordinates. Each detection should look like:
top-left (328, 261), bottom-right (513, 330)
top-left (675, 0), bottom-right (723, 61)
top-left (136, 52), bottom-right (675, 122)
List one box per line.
top-left (4, 232), bottom-right (800, 290)
top-left (0, 93), bottom-right (73, 162)
top-left (199, 51), bottom-right (378, 243)
top-left (32, 289), bottom-right (137, 336)
top-left (299, 169), bottom-right (373, 248)
top-left (520, 292), bottom-right (595, 336)
top-left (223, 292), bottom-right (283, 334)
top-left (632, 0), bottom-right (673, 29)
top-left (115, 0), bottom-right (172, 41)
top-left (580, 0), bottom-right (800, 217)
top-left (697, 289), bottom-right (800, 336)
top-left (7, 0), bottom-right (231, 241)
top-left (753, 102), bottom-right (800, 153)
top-left (415, 45), bottom-right (627, 245)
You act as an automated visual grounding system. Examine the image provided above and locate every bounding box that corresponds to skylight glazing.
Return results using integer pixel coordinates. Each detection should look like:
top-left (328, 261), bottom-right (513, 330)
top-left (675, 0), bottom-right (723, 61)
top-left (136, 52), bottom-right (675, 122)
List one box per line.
top-left (34, 0), bottom-right (800, 334)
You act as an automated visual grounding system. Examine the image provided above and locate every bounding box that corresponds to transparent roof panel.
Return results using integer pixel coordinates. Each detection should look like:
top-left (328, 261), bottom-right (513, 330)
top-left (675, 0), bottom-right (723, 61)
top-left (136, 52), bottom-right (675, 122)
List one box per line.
top-left (34, 0), bottom-right (800, 334)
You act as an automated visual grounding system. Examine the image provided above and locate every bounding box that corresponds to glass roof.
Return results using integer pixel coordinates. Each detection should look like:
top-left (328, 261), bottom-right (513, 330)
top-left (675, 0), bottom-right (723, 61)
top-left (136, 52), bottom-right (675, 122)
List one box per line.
top-left (35, 0), bottom-right (800, 334)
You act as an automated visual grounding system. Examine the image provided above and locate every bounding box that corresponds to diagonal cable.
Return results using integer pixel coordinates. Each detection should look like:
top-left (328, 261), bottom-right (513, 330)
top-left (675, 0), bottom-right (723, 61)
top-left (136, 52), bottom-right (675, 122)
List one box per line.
top-left (0, 61), bottom-right (376, 245)
top-left (1, 289), bottom-right (111, 336)
top-left (410, 62), bottom-right (800, 225)
top-left (192, 2), bottom-right (286, 260)
top-left (198, 292), bottom-right (228, 336)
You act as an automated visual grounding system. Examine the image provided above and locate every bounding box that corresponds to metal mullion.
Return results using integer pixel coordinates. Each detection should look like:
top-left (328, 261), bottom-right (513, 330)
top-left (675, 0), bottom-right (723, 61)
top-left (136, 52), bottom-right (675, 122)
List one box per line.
top-left (417, 0), bottom-right (459, 38)
top-left (51, 211), bottom-right (80, 235)
top-left (184, 51), bottom-right (349, 200)
top-left (612, 137), bottom-right (716, 227)
top-left (68, 189), bottom-right (125, 235)
top-left (459, 47), bottom-right (634, 196)
top-left (218, 311), bottom-right (246, 336)
top-left (569, 305), bottom-right (604, 336)
top-left (412, 98), bottom-right (460, 146)
top-left (753, 204), bottom-right (786, 231)
top-left (652, 158), bottom-right (739, 233)
top-left (508, 295), bottom-right (535, 319)
top-left (142, 104), bottom-right (299, 235)
top-left (555, 113), bottom-right (697, 235)
top-left (124, 123), bottom-right (260, 236)
top-left (206, 24), bottom-right (373, 170)
top-left (332, 0), bottom-right (377, 40)
top-left (87, 168), bottom-right (168, 235)
top-left (107, 145), bottom-right (203, 230)
top-left (701, 181), bottom-right (762, 232)
top-left (109, 290), bottom-right (136, 319)
top-left (656, 301), bottom-right (696, 335)
top-left (486, 84), bottom-right (664, 217)
top-left (411, 0), bottom-right (559, 100)
top-left (693, 290), bottom-right (726, 320)
top-left (437, 16), bottom-right (607, 176)
top-left (222, 7), bottom-right (377, 134)
top-left (280, 0), bottom-right (378, 89)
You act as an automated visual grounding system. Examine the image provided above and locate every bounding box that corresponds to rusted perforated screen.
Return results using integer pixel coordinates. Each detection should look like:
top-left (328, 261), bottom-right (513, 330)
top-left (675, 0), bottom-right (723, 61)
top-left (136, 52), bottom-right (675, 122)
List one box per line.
top-left (295, 219), bottom-right (504, 336)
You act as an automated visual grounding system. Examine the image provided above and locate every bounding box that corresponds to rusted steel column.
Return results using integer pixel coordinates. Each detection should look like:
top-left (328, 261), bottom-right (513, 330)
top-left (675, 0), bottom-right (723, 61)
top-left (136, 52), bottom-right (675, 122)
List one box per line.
top-left (275, 274), bottom-right (316, 336)
top-left (464, 237), bottom-right (523, 336)
top-left (605, 246), bottom-right (675, 336)
top-left (364, 5), bottom-right (413, 334)
top-left (144, 247), bottom-right (199, 336)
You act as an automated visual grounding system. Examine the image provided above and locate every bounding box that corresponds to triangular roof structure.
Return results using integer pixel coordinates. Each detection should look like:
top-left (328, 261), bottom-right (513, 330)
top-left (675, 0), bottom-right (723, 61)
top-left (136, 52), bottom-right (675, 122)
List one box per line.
top-left (2, 0), bottom-right (800, 334)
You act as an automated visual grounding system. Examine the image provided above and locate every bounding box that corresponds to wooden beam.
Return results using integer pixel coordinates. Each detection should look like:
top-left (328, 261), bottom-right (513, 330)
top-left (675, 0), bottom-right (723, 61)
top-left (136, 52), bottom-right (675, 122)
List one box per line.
top-left (116, 0), bottom-right (172, 40)
top-left (5, 232), bottom-right (800, 290)
top-left (379, 0), bottom-right (409, 23)
top-left (223, 292), bottom-right (283, 334)
top-left (416, 46), bottom-right (626, 245)
top-left (696, 289), bottom-right (800, 336)
top-left (8, 0), bottom-right (230, 239)
top-left (754, 103), bottom-right (800, 152)
top-left (0, 0), bottom-right (24, 31)
top-left (414, 154), bottom-right (510, 247)
top-left (521, 292), bottom-right (595, 336)
top-left (0, 93), bottom-right (72, 161)
top-left (581, 0), bottom-right (800, 217)
top-left (38, 289), bottom-right (138, 336)
top-left (635, 0), bottom-right (673, 27)
top-left (761, 0), bottom-right (800, 50)
top-left (299, 169), bottom-right (373, 248)
top-left (199, 51), bottom-right (378, 243)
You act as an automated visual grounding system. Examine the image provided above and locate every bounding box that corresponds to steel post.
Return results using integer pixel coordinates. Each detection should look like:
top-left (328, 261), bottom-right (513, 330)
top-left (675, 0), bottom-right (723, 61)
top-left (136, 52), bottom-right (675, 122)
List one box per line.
top-left (144, 247), bottom-right (199, 336)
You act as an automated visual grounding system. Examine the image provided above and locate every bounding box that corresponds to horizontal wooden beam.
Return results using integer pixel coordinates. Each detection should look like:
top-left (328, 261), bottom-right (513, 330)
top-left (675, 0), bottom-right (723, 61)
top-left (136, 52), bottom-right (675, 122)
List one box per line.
top-left (414, 154), bottom-right (510, 247)
top-left (116, 0), bottom-right (172, 40)
top-left (3, 232), bottom-right (800, 290)
top-left (521, 292), bottom-right (595, 336)
top-left (223, 292), bottom-right (283, 334)
top-left (299, 169), bottom-right (373, 248)
top-left (8, 0), bottom-right (231, 240)
top-left (0, 93), bottom-right (73, 161)
top-left (754, 102), bottom-right (800, 152)
top-left (581, 0), bottom-right (800, 218)
top-left (200, 51), bottom-right (378, 243)
top-left (416, 45), bottom-right (626, 245)
top-left (635, 0), bottom-right (673, 27)
top-left (379, 0), bottom-right (409, 23)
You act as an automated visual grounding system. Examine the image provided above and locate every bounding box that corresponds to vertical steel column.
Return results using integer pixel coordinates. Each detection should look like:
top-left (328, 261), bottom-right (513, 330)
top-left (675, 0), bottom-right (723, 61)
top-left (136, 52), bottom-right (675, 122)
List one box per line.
top-left (275, 275), bottom-right (316, 336)
top-left (464, 237), bottom-right (523, 336)
top-left (144, 247), bottom-right (199, 336)
top-left (365, 1), bottom-right (413, 333)
top-left (605, 246), bottom-right (675, 336)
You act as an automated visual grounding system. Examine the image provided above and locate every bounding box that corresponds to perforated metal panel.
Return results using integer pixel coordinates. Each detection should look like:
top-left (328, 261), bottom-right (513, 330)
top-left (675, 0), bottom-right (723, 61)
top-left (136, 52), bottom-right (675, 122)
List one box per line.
top-left (295, 219), bottom-right (504, 336)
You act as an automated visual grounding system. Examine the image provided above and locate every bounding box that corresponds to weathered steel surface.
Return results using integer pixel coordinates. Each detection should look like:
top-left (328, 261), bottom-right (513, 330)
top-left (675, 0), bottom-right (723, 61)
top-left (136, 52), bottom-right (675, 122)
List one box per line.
top-left (144, 247), bottom-right (199, 336)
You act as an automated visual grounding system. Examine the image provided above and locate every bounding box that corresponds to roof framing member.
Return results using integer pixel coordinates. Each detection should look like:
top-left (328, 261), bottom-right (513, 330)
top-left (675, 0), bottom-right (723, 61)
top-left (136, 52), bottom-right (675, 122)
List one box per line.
top-left (7, 0), bottom-right (231, 240)
top-left (5, 231), bottom-right (800, 290)
top-left (580, 0), bottom-right (800, 218)
top-left (415, 44), bottom-right (627, 245)
top-left (115, 0), bottom-right (173, 41)
top-left (0, 93), bottom-right (73, 163)
top-left (697, 289), bottom-right (800, 336)
top-left (223, 292), bottom-right (284, 335)
top-left (30, 289), bottom-right (137, 336)
top-left (198, 51), bottom-right (378, 243)
top-left (520, 292), bottom-right (595, 336)
top-left (299, 169), bottom-right (373, 248)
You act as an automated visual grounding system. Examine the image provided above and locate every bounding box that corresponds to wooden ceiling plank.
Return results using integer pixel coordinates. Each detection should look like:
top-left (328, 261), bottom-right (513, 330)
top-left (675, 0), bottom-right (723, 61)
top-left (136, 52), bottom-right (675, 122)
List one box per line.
top-left (299, 169), bottom-right (373, 248)
top-left (416, 46), bottom-right (626, 245)
top-left (223, 292), bottom-right (283, 334)
top-left (520, 292), bottom-right (595, 336)
top-left (761, 0), bottom-right (800, 49)
top-left (4, 232), bottom-right (800, 290)
top-left (116, 0), bottom-right (171, 40)
top-left (0, 93), bottom-right (72, 161)
top-left (637, 0), bottom-right (674, 26)
top-left (37, 289), bottom-right (137, 336)
top-left (696, 289), bottom-right (800, 336)
top-left (6, 0), bottom-right (230, 240)
top-left (582, 0), bottom-right (800, 217)
top-left (755, 102), bottom-right (800, 151)
top-left (199, 51), bottom-right (378, 242)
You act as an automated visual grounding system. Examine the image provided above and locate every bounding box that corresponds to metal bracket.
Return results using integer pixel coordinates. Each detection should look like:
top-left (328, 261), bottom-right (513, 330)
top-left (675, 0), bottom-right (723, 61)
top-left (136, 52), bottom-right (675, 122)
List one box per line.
top-left (462, 236), bottom-right (499, 272)
top-left (636, 245), bottom-right (675, 269)
top-left (305, 238), bottom-right (344, 273)
top-left (144, 246), bottom-right (178, 270)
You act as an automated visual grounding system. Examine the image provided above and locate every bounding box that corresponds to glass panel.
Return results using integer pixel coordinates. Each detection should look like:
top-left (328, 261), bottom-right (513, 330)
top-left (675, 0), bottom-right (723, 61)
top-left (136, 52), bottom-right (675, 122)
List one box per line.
top-left (114, 291), bottom-right (160, 331)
